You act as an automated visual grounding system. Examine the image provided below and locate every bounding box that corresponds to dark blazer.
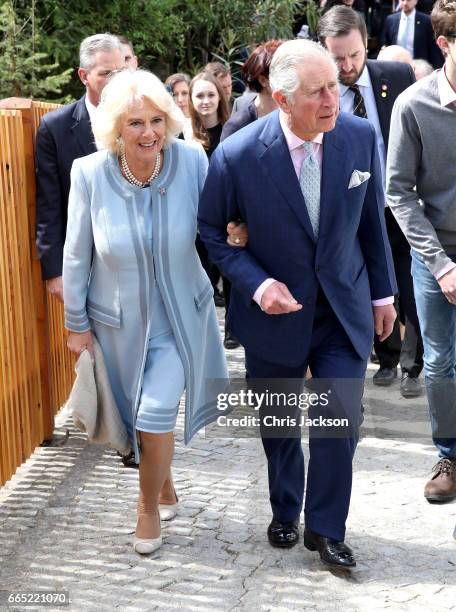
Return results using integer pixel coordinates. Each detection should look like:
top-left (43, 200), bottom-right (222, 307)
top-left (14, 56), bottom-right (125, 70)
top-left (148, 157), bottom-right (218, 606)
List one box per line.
top-left (198, 110), bottom-right (397, 367)
top-left (382, 11), bottom-right (444, 68)
top-left (365, 59), bottom-right (416, 149)
top-left (221, 99), bottom-right (258, 141)
top-left (35, 95), bottom-right (97, 279)
top-left (231, 91), bottom-right (257, 115)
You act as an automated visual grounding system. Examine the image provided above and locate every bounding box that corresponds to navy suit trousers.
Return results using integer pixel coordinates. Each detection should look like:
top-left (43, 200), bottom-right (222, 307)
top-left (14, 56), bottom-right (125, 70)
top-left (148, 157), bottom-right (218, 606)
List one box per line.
top-left (245, 290), bottom-right (367, 541)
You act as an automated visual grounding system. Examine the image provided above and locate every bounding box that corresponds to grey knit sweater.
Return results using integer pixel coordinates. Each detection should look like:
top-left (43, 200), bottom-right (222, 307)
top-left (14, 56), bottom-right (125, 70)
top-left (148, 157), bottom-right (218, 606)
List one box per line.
top-left (386, 70), bottom-right (456, 277)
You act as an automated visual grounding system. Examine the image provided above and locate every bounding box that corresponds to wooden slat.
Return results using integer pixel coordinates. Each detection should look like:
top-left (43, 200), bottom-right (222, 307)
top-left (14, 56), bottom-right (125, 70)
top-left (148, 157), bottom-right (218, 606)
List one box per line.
top-left (32, 101), bottom-right (76, 424)
top-left (0, 97), bottom-right (75, 486)
top-left (0, 109), bottom-right (44, 484)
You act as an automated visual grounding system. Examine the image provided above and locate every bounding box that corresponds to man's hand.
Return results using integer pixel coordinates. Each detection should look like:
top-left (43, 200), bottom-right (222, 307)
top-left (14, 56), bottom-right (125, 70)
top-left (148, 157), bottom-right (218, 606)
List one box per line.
top-left (67, 330), bottom-right (94, 359)
top-left (46, 275), bottom-right (63, 303)
top-left (373, 303), bottom-right (396, 342)
top-left (226, 221), bottom-right (248, 247)
top-left (438, 268), bottom-right (456, 305)
top-left (260, 281), bottom-right (303, 315)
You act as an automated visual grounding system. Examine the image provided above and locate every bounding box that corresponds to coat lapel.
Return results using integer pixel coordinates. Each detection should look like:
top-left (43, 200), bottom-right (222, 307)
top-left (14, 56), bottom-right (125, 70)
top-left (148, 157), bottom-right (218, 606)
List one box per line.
top-left (414, 14), bottom-right (421, 57)
top-left (392, 13), bottom-right (400, 43)
top-left (71, 96), bottom-right (97, 157)
top-left (318, 120), bottom-right (346, 242)
top-left (258, 112), bottom-right (316, 242)
top-left (367, 60), bottom-right (392, 148)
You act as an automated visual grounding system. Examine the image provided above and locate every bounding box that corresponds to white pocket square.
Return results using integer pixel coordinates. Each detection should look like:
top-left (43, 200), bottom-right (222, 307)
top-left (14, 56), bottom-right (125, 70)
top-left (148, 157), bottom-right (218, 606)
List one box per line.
top-left (348, 170), bottom-right (371, 189)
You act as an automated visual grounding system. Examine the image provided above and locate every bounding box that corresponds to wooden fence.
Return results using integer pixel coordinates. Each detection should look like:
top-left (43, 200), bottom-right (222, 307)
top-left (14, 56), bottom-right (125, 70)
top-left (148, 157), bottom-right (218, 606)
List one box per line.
top-left (0, 98), bottom-right (75, 487)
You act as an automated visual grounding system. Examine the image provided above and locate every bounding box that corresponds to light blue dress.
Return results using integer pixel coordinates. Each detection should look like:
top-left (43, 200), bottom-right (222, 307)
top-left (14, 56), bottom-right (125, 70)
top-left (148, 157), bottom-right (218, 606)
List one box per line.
top-left (63, 143), bottom-right (229, 463)
top-left (135, 188), bottom-right (185, 433)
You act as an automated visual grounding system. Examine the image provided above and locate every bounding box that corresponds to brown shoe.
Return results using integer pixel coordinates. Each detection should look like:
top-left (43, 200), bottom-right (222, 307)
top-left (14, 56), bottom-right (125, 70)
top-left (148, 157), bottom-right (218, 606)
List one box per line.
top-left (424, 458), bottom-right (456, 503)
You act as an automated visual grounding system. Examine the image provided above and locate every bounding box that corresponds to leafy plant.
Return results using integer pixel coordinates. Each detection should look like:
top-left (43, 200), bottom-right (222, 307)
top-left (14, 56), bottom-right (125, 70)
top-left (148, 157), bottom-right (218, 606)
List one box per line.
top-left (305, 0), bottom-right (322, 36)
top-left (0, 0), bottom-right (303, 101)
top-left (0, 0), bottom-right (72, 100)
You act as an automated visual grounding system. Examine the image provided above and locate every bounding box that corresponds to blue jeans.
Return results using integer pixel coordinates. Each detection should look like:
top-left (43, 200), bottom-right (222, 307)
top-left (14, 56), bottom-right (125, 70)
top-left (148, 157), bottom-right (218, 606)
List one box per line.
top-left (411, 250), bottom-right (456, 458)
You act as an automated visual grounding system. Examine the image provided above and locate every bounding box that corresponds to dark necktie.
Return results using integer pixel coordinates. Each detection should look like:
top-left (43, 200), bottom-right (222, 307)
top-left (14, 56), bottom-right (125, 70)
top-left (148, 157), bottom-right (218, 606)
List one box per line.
top-left (349, 85), bottom-right (368, 119)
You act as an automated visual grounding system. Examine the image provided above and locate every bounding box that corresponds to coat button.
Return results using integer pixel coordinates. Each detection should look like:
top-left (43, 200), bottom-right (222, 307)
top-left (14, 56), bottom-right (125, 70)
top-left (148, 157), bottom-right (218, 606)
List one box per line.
top-left (306, 297), bottom-right (313, 305)
top-left (316, 266), bottom-right (321, 273)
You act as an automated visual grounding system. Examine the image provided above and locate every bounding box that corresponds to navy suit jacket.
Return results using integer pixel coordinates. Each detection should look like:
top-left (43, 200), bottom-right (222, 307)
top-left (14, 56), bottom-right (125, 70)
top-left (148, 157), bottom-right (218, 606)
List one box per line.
top-left (366, 60), bottom-right (416, 149)
top-left (382, 11), bottom-right (444, 68)
top-left (35, 95), bottom-right (97, 279)
top-left (198, 111), bottom-right (397, 367)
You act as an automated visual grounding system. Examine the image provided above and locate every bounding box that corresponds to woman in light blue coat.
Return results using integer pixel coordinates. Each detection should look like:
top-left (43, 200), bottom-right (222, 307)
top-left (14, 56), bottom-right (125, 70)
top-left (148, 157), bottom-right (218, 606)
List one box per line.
top-left (63, 70), bottom-right (240, 555)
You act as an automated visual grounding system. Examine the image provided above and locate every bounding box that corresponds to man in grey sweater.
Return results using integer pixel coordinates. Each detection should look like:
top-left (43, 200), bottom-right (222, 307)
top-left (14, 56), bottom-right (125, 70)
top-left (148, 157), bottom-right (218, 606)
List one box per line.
top-left (387, 0), bottom-right (456, 503)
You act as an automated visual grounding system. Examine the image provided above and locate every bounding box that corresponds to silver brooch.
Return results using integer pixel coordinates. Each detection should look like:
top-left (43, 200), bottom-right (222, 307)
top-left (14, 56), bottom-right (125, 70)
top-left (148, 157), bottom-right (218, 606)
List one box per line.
top-left (158, 187), bottom-right (167, 195)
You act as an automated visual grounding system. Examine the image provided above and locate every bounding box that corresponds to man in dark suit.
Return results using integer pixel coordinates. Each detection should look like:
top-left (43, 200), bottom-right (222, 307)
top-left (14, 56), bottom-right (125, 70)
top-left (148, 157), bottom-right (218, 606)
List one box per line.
top-left (35, 33), bottom-right (124, 301)
top-left (382, 0), bottom-right (444, 68)
top-left (318, 6), bottom-right (424, 397)
top-left (199, 39), bottom-right (396, 568)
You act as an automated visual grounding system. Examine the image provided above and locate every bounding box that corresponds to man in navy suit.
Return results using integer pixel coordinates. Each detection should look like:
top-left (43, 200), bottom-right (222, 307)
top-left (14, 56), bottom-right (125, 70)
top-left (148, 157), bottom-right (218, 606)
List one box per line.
top-left (382, 0), bottom-right (444, 68)
top-left (35, 33), bottom-right (124, 301)
top-left (199, 40), bottom-right (397, 568)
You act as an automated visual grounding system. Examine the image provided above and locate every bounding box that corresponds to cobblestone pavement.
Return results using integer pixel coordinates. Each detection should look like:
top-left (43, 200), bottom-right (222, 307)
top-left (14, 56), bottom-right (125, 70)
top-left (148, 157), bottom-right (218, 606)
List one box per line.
top-left (1, 309), bottom-right (455, 612)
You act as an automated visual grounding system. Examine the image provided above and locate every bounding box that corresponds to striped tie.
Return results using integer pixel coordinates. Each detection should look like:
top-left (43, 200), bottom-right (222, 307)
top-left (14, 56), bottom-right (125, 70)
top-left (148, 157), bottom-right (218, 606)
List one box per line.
top-left (349, 85), bottom-right (368, 119)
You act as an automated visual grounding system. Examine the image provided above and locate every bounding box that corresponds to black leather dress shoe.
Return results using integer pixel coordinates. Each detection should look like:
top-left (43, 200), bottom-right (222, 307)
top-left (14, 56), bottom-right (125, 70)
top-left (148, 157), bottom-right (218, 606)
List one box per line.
top-left (120, 450), bottom-right (138, 469)
top-left (373, 367), bottom-right (397, 386)
top-left (224, 330), bottom-right (240, 350)
top-left (304, 528), bottom-right (356, 568)
top-left (267, 519), bottom-right (299, 548)
top-left (400, 372), bottom-right (422, 398)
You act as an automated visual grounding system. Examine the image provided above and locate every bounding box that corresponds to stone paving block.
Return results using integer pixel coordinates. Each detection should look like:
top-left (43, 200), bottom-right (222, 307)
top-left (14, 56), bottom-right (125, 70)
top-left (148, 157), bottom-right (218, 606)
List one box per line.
top-left (2, 328), bottom-right (456, 610)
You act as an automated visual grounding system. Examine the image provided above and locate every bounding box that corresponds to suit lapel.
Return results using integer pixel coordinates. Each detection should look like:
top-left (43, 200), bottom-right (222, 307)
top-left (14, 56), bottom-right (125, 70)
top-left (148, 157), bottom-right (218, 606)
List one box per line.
top-left (392, 14), bottom-right (400, 43)
top-left (414, 13), bottom-right (421, 57)
top-left (318, 121), bottom-right (346, 243)
top-left (71, 96), bottom-right (97, 156)
top-left (258, 113), bottom-right (316, 241)
top-left (367, 60), bottom-right (392, 148)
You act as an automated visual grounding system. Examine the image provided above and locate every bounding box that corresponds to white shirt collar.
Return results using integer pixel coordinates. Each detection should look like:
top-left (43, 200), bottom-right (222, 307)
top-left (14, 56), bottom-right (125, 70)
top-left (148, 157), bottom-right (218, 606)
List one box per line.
top-left (339, 64), bottom-right (371, 98)
top-left (437, 66), bottom-right (456, 107)
top-left (84, 95), bottom-right (97, 123)
top-left (401, 8), bottom-right (415, 20)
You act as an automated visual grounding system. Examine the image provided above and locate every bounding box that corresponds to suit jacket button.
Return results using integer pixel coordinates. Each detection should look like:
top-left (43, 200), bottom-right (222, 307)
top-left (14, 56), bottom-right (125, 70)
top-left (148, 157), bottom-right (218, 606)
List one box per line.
top-left (306, 297), bottom-right (313, 305)
top-left (316, 266), bottom-right (321, 273)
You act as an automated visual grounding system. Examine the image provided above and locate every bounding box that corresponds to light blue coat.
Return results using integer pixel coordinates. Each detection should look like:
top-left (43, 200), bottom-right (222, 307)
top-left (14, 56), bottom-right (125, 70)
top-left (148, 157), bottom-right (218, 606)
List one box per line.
top-left (63, 140), bottom-right (228, 461)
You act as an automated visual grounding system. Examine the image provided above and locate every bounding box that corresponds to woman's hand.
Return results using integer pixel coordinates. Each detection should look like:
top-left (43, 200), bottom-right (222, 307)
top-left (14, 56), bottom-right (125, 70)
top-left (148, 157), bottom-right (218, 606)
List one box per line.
top-left (67, 330), bottom-right (94, 359)
top-left (226, 221), bottom-right (248, 247)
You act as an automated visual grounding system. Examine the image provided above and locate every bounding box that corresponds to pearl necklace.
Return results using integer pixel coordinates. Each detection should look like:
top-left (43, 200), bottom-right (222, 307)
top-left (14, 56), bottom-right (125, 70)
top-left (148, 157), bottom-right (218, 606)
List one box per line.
top-left (120, 149), bottom-right (161, 187)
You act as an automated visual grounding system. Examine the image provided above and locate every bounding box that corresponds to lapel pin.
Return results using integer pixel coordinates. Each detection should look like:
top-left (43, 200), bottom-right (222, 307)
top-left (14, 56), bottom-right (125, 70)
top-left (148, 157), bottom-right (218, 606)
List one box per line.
top-left (381, 84), bottom-right (388, 99)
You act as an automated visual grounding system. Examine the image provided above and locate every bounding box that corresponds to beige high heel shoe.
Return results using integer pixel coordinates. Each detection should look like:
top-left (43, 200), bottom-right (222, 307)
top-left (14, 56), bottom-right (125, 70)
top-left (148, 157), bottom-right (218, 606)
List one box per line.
top-left (159, 489), bottom-right (179, 521)
top-left (133, 513), bottom-right (162, 554)
top-left (133, 533), bottom-right (162, 554)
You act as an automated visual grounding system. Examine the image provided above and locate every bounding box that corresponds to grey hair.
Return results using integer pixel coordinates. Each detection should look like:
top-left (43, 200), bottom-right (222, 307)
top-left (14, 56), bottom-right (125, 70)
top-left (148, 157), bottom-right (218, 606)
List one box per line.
top-left (269, 39), bottom-right (338, 101)
top-left (79, 33), bottom-right (122, 71)
top-left (412, 58), bottom-right (434, 79)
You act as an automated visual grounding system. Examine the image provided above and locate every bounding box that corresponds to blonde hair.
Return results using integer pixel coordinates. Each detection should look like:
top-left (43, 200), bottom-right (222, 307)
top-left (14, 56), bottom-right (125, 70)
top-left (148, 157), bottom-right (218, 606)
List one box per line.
top-left (92, 69), bottom-right (185, 153)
